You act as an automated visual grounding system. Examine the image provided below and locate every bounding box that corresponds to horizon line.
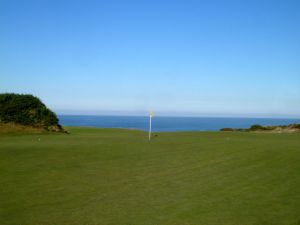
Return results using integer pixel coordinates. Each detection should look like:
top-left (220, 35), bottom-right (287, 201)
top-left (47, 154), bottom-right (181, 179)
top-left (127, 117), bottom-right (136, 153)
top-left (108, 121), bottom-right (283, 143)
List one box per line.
top-left (56, 113), bottom-right (300, 120)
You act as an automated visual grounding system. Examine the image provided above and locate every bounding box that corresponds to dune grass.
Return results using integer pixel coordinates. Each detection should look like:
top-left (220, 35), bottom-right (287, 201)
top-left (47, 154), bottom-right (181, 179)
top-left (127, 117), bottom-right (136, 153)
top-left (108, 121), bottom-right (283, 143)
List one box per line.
top-left (0, 127), bottom-right (300, 225)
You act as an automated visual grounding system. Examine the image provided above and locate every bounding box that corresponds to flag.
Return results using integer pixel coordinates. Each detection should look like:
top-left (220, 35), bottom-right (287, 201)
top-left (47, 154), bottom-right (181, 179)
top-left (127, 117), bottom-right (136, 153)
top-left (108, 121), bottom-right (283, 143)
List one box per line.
top-left (149, 111), bottom-right (153, 141)
top-left (150, 111), bottom-right (153, 118)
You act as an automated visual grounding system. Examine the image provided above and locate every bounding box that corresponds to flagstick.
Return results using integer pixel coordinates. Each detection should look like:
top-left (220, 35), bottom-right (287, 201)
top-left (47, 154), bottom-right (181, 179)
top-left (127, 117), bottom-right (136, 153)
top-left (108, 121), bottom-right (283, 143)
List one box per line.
top-left (149, 114), bottom-right (152, 141)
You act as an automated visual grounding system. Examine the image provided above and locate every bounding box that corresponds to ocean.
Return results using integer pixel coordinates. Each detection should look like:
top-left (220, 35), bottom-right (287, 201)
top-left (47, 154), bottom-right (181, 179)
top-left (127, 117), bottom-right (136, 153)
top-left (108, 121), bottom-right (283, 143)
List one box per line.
top-left (58, 115), bottom-right (300, 132)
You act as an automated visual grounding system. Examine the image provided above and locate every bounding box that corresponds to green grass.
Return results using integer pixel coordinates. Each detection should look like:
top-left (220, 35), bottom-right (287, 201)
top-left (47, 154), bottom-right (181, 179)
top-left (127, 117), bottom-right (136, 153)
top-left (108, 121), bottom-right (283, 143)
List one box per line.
top-left (1, 127), bottom-right (300, 225)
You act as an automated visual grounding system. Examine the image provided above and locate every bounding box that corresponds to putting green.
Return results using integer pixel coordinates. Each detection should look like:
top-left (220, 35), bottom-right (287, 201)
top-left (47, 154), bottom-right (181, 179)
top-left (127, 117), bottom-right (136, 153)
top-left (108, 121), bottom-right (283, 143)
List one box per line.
top-left (1, 127), bottom-right (299, 225)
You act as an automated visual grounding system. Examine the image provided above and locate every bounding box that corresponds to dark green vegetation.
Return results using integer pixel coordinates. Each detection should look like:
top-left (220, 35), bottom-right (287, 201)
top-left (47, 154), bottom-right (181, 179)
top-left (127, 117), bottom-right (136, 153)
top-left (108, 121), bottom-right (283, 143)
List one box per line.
top-left (1, 128), bottom-right (300, 225)
top-left (220, 123), bottom-right (300, 133)
top-left (0, 93), bottom-right (63, 132)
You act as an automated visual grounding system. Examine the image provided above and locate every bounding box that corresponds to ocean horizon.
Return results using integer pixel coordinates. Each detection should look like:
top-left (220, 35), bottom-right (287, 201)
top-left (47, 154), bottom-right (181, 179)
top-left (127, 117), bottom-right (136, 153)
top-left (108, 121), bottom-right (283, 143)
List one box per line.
top-left (58, 115), bottom-right (300, 132)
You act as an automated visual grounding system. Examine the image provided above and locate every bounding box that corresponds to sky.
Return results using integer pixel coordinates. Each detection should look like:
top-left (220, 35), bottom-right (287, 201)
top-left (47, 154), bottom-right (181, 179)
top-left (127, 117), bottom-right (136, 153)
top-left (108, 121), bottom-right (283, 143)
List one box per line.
top-left (1, 0), bottom-right (300, 118)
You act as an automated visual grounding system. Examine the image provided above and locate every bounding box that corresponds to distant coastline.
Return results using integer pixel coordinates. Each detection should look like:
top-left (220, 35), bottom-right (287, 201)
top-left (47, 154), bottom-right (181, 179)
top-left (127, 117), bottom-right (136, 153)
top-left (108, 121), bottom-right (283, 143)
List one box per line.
top-left (58, 115), bottom-right (300, 132)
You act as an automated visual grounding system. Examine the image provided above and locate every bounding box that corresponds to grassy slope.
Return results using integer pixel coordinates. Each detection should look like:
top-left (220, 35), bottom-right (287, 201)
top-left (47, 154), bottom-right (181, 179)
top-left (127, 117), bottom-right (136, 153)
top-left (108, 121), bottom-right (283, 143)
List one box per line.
top-left (0, 127), bottom-right (299, 225)
top-left (0, 123), bottom-right (46, 134)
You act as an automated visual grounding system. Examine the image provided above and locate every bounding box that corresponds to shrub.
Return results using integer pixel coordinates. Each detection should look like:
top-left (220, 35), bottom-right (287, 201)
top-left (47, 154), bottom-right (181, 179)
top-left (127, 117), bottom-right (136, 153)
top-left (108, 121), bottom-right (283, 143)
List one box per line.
top-left (0, 93), bottom-right (60, 129)
top-left (291, 124), bottom-right (300, 129)
top-left (220, 128), bottom-right (234, 131)
top-left (249, 124), bottom-right (266, 131)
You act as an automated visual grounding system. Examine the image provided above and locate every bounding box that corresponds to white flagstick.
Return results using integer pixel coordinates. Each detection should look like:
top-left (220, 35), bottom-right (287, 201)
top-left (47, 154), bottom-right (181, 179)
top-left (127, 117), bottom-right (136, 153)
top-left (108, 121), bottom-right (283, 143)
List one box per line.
top-left (149, 112), bottom-right (153, 141)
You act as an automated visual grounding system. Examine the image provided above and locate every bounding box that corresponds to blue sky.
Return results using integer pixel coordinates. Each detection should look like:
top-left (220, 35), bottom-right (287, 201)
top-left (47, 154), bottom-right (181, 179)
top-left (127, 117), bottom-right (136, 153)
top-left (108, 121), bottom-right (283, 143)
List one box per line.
top-left (1, 0), bottom-right (300, 117)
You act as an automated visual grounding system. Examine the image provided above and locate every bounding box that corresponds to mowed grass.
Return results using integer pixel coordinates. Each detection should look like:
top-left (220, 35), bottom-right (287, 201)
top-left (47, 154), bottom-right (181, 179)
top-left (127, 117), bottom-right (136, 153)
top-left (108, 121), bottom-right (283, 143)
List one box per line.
top-left (0, 127), bottom-right (300, 225)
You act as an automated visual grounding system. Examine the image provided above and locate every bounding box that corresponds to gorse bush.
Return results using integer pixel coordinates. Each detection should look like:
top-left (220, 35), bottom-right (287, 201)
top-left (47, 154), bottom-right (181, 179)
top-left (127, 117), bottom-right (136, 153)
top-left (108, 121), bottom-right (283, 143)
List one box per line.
top-left (249, 124), bottom-right (267, 131)
top-left (0, 93), bottom-right (59, 128)
top-left (220, 128), bottom-right (234, 131)
top-left (220, 123), bottom-right (300, 132)
top-left (291, 124), bottom-right (300, 129)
